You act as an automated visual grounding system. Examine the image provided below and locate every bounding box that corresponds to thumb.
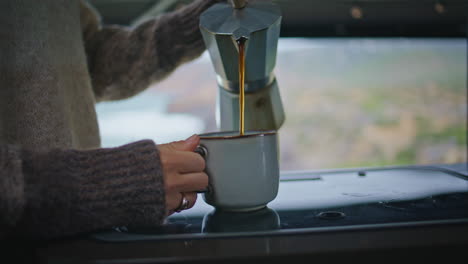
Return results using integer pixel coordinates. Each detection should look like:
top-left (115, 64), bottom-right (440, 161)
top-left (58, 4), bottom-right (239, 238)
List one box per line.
top-left (168, 134), bottom-right (200, 151)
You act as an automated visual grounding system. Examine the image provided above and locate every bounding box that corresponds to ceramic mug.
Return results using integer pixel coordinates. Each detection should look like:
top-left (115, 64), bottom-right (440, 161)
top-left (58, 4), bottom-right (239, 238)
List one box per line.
top-left (195, 130), bottom-right (280, 212)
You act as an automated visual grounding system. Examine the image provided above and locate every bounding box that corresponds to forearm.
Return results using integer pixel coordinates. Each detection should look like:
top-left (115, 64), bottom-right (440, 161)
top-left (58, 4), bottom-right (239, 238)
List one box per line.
top-left (82, 0), bottom-right (221, 102)
top-left (0, 140), bottom-right (165, 240)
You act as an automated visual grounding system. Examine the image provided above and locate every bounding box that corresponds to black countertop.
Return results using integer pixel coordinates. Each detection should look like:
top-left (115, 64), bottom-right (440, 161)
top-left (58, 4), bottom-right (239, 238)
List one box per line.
top-left (12, 163), bottom-right (468, 263)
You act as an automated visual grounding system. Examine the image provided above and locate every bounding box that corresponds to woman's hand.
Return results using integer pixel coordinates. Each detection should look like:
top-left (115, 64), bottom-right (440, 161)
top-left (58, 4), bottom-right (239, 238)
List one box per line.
top-left (157, 134), bottom-right (208, 216)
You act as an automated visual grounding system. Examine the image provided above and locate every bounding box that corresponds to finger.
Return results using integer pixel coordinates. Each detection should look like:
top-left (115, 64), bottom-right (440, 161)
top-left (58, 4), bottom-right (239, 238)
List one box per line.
top-left (184, 192), bottom-right (198, 210)
top-left (163, 134), bottom-right (200, 152)
top-left (175, 151), bottom-right (206, 173)
top-left (166, 191), bottom-right (182, 216)
top-left (175, 172), bottom-right (209, 193)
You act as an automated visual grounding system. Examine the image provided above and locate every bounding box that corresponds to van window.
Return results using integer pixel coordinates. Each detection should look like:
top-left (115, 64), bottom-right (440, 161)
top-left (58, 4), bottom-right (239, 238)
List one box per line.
top-left (96, 37), bottom-right (466, 170)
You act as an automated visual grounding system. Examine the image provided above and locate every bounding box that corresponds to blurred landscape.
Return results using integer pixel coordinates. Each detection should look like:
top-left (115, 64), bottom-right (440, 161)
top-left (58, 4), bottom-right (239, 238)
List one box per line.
top-left (96, 38), bottom-right (467, 171)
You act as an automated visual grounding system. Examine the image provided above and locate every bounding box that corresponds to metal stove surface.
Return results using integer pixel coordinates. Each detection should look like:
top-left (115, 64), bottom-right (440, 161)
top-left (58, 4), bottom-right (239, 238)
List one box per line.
top-left (92, 163), bottom-right (468, 242)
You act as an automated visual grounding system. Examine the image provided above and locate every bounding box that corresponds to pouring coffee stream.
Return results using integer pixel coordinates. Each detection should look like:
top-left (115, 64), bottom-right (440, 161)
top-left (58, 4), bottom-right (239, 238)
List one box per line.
top-left (237, 37), bottom-right (247, 136)
top-left (232, 0), bottom-right (247, 136)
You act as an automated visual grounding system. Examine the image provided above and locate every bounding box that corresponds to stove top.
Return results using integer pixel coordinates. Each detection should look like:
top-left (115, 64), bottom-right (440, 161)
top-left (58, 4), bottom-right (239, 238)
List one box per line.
top-left (92, 163), bottom-right (468, 242)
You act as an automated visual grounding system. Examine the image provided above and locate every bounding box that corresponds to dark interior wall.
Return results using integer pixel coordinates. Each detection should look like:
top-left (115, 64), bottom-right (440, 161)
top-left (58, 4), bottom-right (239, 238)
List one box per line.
top-left (89, 0), bottom-right (467, 37)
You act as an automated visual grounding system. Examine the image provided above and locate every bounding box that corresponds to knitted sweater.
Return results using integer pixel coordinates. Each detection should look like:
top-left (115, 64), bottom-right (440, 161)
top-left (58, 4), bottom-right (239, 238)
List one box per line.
top-left (0, 0), bottom-right (218, 240)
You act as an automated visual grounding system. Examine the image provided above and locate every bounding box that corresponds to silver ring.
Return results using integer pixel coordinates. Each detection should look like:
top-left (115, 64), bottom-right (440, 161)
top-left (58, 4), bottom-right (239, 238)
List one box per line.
top-left (175, 193), bottom-right (190, 213)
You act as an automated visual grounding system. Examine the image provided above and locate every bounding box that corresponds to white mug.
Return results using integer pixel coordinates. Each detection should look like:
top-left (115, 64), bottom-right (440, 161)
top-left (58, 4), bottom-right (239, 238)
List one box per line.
top-left (196, 130), bottom-right (280, 212)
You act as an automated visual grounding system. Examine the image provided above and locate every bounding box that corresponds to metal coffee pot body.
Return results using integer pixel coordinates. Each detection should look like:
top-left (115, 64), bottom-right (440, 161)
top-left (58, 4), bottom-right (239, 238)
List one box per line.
top-left (199, 0), bottom-right (285, 131)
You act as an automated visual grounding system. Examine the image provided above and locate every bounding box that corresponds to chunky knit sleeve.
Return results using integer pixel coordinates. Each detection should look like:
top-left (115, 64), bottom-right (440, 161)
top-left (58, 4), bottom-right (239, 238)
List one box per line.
top-left (80, 0), bottom-right (221, 102)
top-left (0, 140), bottom-right (165, 240)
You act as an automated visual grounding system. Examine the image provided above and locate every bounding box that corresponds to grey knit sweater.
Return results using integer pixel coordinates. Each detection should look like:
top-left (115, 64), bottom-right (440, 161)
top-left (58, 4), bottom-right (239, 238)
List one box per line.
top-left (0, 0), bottom-right (218, 240)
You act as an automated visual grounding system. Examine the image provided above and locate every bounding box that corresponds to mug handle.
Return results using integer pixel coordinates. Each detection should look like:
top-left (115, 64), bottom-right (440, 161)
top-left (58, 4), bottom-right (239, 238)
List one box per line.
top-left (195, 145), bottom-right (211, 194)
top-left (194, 145), bottom-right (208, 158)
